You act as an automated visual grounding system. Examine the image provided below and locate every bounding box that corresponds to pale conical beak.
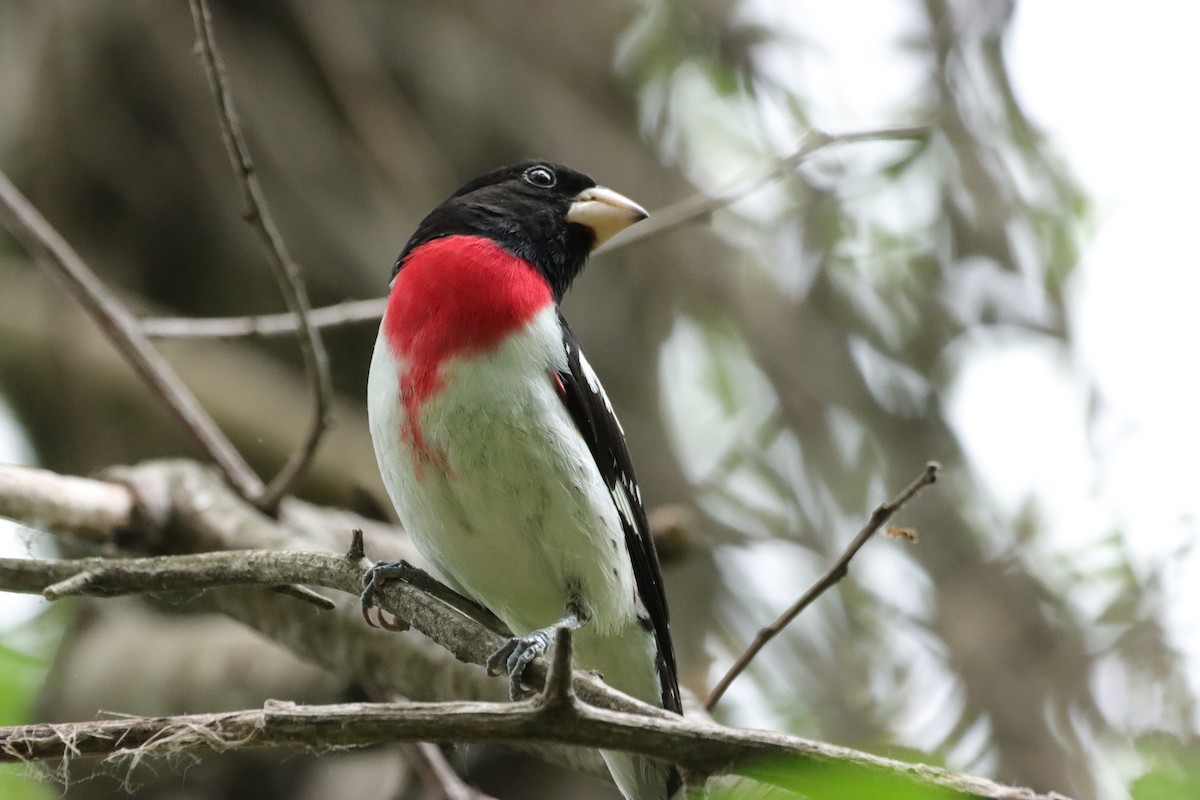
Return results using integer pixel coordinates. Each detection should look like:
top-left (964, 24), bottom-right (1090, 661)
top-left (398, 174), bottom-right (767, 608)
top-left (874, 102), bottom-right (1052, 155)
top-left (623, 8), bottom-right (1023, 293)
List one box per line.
top-left (566, 185), bottom-right (649, 249)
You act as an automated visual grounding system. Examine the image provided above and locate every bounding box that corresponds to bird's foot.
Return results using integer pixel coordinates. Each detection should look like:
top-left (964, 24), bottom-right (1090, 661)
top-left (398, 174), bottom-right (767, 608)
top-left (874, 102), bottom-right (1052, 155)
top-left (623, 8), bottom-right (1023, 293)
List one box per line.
top-left (359, 560), bottom-right (415, 631)
top-left (486, 609), bottom-right (586, 700)
top-left (487, 627), bottom-right (556, 699)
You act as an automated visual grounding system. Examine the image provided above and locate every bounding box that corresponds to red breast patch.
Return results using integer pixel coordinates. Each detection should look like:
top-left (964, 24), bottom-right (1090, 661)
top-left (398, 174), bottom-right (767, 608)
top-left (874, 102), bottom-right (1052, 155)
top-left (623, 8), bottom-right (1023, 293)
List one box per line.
top-left (383, 235), bottom-right (553, 466)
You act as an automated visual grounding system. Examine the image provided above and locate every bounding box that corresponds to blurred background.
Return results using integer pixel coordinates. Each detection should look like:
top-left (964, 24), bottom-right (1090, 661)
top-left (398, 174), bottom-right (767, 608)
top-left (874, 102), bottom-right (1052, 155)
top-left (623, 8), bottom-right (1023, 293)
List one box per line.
top-left (1, 1), bottom-right (1197, 798)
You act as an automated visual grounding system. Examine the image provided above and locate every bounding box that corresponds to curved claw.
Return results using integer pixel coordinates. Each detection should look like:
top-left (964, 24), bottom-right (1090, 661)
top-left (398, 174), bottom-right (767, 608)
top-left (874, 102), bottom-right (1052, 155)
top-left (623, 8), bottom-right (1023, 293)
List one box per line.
top-left (377, 608), bottom-right (406, 631)
top-left (362, 604), bottom-right (406, 632)
top-left (359, 561), bottom-right (412, 632)
top-left (362, 604), bottom-right (379, 629)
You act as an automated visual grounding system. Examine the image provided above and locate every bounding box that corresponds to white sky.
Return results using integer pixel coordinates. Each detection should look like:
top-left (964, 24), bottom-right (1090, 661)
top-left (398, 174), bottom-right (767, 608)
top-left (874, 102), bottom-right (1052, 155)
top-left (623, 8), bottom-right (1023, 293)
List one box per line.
top-left (983, 0), bottom-right (1200, 709)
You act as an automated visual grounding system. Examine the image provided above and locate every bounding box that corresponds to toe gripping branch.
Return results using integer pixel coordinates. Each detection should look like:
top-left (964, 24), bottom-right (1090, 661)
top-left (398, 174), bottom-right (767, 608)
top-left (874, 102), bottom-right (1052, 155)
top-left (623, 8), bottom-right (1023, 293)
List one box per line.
top-left (358, 560), bottom-right (415, 631)
top-left (487, 609), bottom-right (585, 700)
top-left (358, 558), bottom-right (511, 636)
top-left (352, 532), bottom-right (583, 702)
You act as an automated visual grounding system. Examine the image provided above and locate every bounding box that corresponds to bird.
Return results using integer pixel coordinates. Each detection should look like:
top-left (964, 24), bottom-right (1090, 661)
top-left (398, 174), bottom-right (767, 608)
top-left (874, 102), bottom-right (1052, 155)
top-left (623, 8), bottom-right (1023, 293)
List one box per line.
top-left (363, 161), bottom-right (682, 799)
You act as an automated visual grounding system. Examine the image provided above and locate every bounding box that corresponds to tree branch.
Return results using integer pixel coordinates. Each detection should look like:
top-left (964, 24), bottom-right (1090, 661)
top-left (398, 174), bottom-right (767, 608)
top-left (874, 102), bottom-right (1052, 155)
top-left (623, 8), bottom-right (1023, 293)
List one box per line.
top-left (141, 298), bottom-right (386, 340)
top-left (705, 461), bottom-right (941, 710)
top-left (403, 740), bottom-right (499, 800)
top-left (0, 697), bottom-right (1069, 800)
top-left (0, 173), bottom-right (264, 500)
top-left (595, 125), bottom-right (930, 254)
top-left (189, 0), bottom-right (333, 511)
top-left (0, 547), bottom-right (671, 720)
top-left (0, 461), bottom-right (1072, 800)
top-left (133, 124), bottom-right (929, 342)
top-left (0, 465), bottom-right (134, 545)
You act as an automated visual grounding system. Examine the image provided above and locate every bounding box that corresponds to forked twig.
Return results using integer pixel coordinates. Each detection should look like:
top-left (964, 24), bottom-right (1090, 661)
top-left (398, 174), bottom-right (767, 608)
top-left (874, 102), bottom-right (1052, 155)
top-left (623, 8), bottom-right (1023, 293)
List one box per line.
top-left (705, 461), bottom-right (940, 711)
top-left (0, 172), bottom-right (264, 500)
top-left (189, 0), bottom-right (332, 511)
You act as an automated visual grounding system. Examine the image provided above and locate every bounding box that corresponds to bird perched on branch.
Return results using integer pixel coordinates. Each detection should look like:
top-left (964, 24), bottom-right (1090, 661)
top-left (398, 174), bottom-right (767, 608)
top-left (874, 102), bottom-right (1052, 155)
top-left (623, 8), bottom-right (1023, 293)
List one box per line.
top-left (364, 162), bottom-right (682, 799)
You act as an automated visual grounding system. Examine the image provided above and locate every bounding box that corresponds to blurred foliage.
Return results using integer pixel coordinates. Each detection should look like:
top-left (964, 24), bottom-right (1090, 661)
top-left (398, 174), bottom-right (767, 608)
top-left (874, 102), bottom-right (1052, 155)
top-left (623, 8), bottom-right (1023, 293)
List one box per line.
top-left (1130, 734), bottom-right (1200, 800)
top-left (0, 1), bottom-right (1195, 799)
top-left (0, 609), bottom-right (63, 800)
top-left (742, 758), bottom-right (961, 800)
top-left (695, 751), bottom-right (967, 800)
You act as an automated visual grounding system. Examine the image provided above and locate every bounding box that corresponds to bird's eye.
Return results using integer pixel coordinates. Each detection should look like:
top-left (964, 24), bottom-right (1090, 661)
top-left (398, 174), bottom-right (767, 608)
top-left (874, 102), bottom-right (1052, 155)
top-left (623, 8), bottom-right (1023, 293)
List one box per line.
top-left (524, 166), bottom-right (557, 188)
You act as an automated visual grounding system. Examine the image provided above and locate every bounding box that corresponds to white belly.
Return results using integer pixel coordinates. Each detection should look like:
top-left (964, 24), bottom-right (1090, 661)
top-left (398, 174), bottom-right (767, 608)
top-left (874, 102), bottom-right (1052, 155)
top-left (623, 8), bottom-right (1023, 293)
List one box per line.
top-left (369, 304), bottom-right (672, 798)
top-left (368, 306), bottom-right (639, 638)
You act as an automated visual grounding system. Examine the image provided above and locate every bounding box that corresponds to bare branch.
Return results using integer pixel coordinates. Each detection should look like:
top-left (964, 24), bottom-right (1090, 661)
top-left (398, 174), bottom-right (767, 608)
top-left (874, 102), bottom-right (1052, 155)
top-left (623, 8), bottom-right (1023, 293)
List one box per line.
top-left (597, 124), bottom-right (931, 255)
top-left (189, 0), bottom-right (332, 511)
top-left (0, 465), bottom-right (134, 545)
top-left (402, 741), bottom-right (498, 800)
top-left (0, 697), bottom-right (1071, 800)
top-left (0, 460), bottom-right (605, 778)
top-left (141, 298), bottom-right (386, 339)
top-left (705, 461), bottom-right (941, 711)
top-left (0, 461), bottom-right (1075, 800)
top-left (0, 174), bottom-right (264, 499)
top-left (269, 582), bottom-right (336, 609)
top-left (0, 546), bottom-right (673, 720)
top-left (132, 124), bottom-right (929, 343)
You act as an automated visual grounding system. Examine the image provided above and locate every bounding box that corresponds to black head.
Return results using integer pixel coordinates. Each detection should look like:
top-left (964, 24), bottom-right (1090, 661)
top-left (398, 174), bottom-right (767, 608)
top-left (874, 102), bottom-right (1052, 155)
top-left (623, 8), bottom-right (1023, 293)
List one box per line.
top-left (393, 161), bottom-right (647, 301)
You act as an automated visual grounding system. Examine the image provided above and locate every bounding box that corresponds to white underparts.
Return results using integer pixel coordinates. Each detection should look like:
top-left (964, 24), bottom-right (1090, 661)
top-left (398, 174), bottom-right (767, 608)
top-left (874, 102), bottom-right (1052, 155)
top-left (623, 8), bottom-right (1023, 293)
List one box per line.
top-left (368, 305), bottom-right (663, 711)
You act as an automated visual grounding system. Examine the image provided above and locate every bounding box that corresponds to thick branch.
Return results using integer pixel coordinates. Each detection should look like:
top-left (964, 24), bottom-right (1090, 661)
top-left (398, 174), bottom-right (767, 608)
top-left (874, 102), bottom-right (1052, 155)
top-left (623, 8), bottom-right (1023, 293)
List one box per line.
top-left (0, 460), bottom-right (621, 779)
top-left (0, 461), bottom-right (504, 704)
top-left (0, 461), bottom-right (1070, 800)
top-left (0, 699), bottom-right (1068, 800)
top-left (189, 0), bottom-right (332, 511)
top-left (0, 465), bottom-right (134, 545)
top-left (0, 548), bottom-right (670, 719)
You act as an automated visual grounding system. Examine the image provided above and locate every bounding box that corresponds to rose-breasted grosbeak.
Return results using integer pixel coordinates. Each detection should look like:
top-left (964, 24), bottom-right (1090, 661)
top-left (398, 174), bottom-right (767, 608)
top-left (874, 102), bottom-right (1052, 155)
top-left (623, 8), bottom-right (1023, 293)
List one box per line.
top-left (365, 162), bottom-right (681, 799)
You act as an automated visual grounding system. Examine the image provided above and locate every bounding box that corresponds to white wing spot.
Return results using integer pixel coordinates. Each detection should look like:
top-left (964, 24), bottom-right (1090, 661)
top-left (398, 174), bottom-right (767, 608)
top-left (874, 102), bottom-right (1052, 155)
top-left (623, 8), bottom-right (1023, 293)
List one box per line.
top-left (610, 483), bottom-right (637, 532)
top-left (578, 351), bottom-right (624, 435)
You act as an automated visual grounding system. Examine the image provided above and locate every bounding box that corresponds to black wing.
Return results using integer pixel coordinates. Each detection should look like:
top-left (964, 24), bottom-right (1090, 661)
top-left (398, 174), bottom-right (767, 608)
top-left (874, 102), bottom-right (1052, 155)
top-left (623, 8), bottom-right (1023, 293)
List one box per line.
top-left (554, 313), bottom-right (681, 715)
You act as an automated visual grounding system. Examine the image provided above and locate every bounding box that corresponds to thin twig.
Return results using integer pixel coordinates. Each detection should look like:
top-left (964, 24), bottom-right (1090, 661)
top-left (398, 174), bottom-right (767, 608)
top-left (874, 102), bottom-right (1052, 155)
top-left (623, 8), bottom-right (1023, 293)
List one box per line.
top-left (141, 297), bottom-right (386, 339)
top-left (189, 0), bottom-right (332, 511)
top-left (133, 124), bottom-right (929, 342)
top-left (269, 583), bottom-right (336, 609)
top-left (596, 124), bottom-right (930, 255)
top-left (705, 461), bottom-right (940, 711)
top-left (402, 741), bottom-right (497, 800)
top-left (0, 173), bottom-right (264, 500)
